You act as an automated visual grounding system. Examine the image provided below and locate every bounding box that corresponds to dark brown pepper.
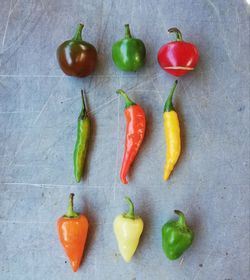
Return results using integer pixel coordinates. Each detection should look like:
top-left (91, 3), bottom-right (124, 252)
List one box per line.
top-left (57, 23), bottom-right (97, 77)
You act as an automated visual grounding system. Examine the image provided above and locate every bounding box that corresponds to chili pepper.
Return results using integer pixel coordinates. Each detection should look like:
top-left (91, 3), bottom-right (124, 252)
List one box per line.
top-left (162, 210), bottom-right (194, 260)
top-left (57, 193), bottom-right (89, 272)
top-left (74, 90), bottom-right (90, 183)
top-left (112, 24), bottom-right (146, 72)
top-left (157, 27), bottom-right (199, 76)
top-left (57, 23), bottom-right (97, 77)
top-left (113, 197), bottom-right (144, 262)
top-left (163, 80), bottom-right (181, 180)
top-left (116, 89), bottom-right (146, 184)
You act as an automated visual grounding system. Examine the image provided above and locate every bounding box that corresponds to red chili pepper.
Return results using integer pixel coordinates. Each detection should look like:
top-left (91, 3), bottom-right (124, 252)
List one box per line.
top-left (116, 89), bottom-right (146, 184)
top-left (157, 27), bottom-right (199, 76)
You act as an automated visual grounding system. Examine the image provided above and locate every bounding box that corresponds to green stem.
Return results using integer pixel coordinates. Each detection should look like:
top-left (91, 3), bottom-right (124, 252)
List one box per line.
top-left (123, 197), bottom-right (135, 219)
top-left (174, 210), bottom-right (186, 227)
top-left (79, 89), bottom-right (87, 119)
top-left (64, 193), bottom-right (79, 218)
top-left (124, 24), bottom-right (132, 39)
top-left (116, 89), bottom-right (136, 109)
top-left (164, 80), bottom-right (178, 112)
top-left (168, 27), bottom-right (183, 41)
top-left (72, 23), bottom-right (84, 41)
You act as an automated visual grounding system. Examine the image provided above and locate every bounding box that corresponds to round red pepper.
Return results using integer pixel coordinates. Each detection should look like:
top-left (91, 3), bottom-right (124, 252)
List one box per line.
top-left (157, 27), bottom-right (199, 77)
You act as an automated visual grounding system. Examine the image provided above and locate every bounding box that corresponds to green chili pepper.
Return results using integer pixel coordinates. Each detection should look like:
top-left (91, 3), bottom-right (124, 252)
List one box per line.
top-left (112, 24), bottom-right (146, 72)
top-left (74, 90), bottom-right (90, 183)
top-left (162, 210), bottom-right (194, 260)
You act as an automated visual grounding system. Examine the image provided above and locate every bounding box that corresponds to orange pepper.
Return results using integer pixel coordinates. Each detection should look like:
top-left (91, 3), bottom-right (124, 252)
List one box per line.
top-left (57, 193), bottom-right (88, 272)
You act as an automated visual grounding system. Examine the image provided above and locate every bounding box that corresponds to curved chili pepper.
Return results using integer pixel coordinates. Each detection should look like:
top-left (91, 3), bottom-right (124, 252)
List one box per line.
top-left (163, 80), bottom-right (181, 180)
top-left (57, 193), bottom-right (89, 272)
top-left (74, 90), bottom-right (90, 183)
top-left (116, 89), bottom-right (146, 184)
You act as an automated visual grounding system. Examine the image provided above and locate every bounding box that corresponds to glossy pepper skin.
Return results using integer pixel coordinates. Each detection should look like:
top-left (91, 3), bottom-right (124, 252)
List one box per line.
top-left (74, 90), bottom-right (90, 183)
top-left (112, 24), bottom-right (146, 72)
top-left (162, 210), bottom-right (194, 260)
top-left (57, 193), bottom-right (89, 272)
top-left (113, 197), bottom-right (144, 262)
top-left (158, 27), bottom-right (199, 76)
top-left (116, 89), bottom-right (146, 184)
top-left (57, 23), bottom-right (97, 77)
top-left (163, 80), bottom-right (181, 180)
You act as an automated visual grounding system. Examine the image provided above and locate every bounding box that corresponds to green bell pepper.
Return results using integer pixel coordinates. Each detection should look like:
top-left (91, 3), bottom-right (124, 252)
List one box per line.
top-left (162, 210), bottom-right (194, 260)
top-left (112, 24), bottom-right (146, 72)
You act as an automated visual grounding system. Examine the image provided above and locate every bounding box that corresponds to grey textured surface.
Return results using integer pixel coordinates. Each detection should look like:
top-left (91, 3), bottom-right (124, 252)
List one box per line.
top-left (0, 0), bottom-right (249, 279)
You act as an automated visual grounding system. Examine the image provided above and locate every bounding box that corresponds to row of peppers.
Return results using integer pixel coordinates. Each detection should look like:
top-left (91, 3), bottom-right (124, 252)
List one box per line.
top-left (57, 23), bottom-right (199, 77)
top-left (74, 81), bottom-right (180, 185)
top-left (58, 194), bottom-right (194, 272)
top-left (56, 23), bottom-right (199, 272)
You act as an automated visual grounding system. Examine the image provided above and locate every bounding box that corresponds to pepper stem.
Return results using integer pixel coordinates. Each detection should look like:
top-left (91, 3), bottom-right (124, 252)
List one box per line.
top-left (64, 193), bottom-right (79, 218)
top-left (174, 210), bottom-right (186, 226)
top-left (116, 89), bottom-right (136, 109)
top-left (72, 23), bottom-right (84, 41)
top-left (123, 197), bottom-right (135, 219)
top-left (168, 27), bottom-right (183, 41)
top-left (124, 24), bottom-right (132, 39)
top-left (164, 80), bottom-right (178, 112)
top-left (79, 89), bottom-right (87, 119)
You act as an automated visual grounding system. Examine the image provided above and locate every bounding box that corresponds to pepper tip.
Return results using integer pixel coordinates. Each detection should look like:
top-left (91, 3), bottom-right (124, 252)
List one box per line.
top-left (174, 209), bottom-right (184, 216)
top-left (124, 196), bottom-right (131, 202)
top-left (121, 176), bottom-right (128, 184)
top-left (168, 27), bottom-right (180, 33)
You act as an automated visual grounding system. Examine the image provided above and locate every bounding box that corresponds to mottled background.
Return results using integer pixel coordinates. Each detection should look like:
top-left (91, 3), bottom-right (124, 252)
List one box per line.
top-left (0, 0), bottom-right (249, 279)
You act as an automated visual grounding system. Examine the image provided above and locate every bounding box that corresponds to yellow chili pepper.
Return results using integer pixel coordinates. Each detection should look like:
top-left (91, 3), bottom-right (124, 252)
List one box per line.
top-left (163, 80), bottom-right (181, 180)
top-left (113, 197), bottom-right (143, 262)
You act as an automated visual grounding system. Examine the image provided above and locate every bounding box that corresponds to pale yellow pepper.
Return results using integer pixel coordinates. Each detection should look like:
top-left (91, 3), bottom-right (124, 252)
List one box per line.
top-left (113, 197), bottom-right (143, 262)
top-left (163, 80), bottom-right (181, 180)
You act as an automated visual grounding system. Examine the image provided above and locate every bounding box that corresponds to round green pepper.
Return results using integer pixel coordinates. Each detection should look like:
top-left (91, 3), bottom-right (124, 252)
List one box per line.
top-left (112, 24), bottom-right (146, 72)
top-left (162, 210), bottom-right (194, 260)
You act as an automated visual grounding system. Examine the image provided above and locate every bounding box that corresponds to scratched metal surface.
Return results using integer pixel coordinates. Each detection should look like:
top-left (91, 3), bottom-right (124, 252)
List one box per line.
top-left (0, 0), bottom-right (249, 279)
